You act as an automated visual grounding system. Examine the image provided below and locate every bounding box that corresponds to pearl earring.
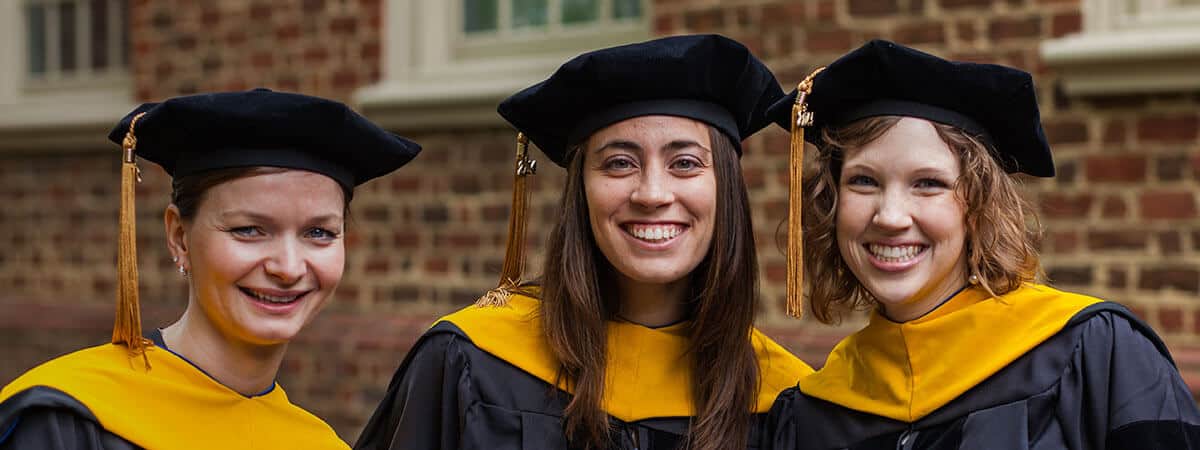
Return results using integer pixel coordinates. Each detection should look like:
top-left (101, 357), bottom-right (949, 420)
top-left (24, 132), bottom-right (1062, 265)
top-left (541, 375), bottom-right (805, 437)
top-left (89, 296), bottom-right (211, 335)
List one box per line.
top-left (968, 274), bottom-right (979, 285)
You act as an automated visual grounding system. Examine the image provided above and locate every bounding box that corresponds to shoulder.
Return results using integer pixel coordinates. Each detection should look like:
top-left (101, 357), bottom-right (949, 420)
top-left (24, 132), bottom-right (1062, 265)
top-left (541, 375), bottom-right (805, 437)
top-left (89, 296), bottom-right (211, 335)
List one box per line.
top-left (0, 386), bottom-right (137, 449)
top-left (1, 344), bottom-right (134, 403)
top-left (1064, 300), bottom-right (1175, 364)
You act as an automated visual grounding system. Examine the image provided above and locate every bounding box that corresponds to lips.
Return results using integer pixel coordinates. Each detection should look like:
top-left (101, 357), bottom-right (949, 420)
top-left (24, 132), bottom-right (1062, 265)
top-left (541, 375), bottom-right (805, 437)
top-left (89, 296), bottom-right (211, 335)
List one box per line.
top-left (622, 223), bottom-right (687, 243)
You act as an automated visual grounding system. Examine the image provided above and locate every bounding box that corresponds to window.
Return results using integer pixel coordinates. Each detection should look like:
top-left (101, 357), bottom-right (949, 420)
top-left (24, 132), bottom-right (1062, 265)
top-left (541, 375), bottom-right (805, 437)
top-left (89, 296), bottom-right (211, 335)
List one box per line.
top-left (0, 0), bottom-right (134, 146)
top-left (354, 0), bottom-right (650, 130)
top-left (1041, 0), bottom-right (1200, 94)
top-left (23, 0), bottom-right (129, 90)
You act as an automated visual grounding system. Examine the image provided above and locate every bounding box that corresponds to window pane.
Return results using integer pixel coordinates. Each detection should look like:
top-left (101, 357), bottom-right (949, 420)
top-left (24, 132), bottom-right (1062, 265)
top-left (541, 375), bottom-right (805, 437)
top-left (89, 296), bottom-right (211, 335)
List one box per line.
top-left (27, 5), bottom-right (46, 75)
top-left (90, 0), bottom-right (109, 70)
top-left (60, 2), bottom-right (78, 73)
top-left (613, 0), bottom-right (642, 19)
top-left (513, 0), bottom-right (547, 28)
top-left (463, 0), bottom-right (498, 33)
top-left (561, 0), bottom-right (598, 24)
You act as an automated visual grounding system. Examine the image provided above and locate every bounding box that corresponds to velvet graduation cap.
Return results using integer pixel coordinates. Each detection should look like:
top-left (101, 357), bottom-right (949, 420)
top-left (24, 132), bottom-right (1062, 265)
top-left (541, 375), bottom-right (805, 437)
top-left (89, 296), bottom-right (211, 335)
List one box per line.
top-left (479, 34), bottom-right (785, 306)
top-left (106, 88), bottom-right (421, 358)
top-left (769, 39), bottom-right (1056, 318)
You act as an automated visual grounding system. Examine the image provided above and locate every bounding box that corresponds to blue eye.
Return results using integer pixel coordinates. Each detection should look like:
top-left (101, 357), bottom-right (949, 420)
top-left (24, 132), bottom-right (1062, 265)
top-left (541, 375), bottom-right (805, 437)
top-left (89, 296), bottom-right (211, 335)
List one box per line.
top-left (846, 175), bottom-right (877, 187)
top-left (914, 178), bottom-right (949, 189)
top-left (305, 228), bottom-right (339, 241)
top-left (229, 226), bottom-right (264, 238)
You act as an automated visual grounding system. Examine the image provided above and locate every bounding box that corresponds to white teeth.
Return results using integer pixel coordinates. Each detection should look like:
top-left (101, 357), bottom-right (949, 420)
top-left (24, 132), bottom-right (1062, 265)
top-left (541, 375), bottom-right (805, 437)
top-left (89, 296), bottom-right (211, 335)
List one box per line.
top-left (245, 289), bottom-right (301, 304)
top-left (626, 224), bottom-right (683, 242)
top-left (868, 244), bottom-right (923, 262)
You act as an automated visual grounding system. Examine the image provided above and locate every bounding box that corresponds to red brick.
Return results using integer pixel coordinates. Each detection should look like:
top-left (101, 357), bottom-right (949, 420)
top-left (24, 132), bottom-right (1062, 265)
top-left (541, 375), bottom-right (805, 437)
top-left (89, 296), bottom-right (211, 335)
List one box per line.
top-left (894, 22), bottom-right (946, 46)
top-left (806, 29), bottom-right (854, 53)
top-left (303, 47), bottom-right (329, 64)
top-left (684, 9), bottom-right (724, 31)
top-left (1087, 230), bottom-right (1147, 251)
top-left (424, 258), bottom-right (450, 274)
top-left (250, 3), bottom-right (272, 21)
top-left (1047, 230), bottom-right (1078, 253)
top-left (1103, 120), bottom-right (1126, 144)
top-left (654, 16), bottom-right (677, 34)
top-left (849, 0), bottom-right (900, 16)
top-left (765, 261), bottom-right (787, 283)
top-left (200, 7), bottom-right (220, 26)
top-left (276, 23), bottom-right (302, 41)
top-left (1100, 196), bottom-right (1127, 218)
top-left (251, 51), bottom-right (274, 69)
top-left (1159, 231), bottom-right (1183, 255)
top-left (1156, 155), bottom-right (1188, 181)
top-left (364, 257), bottom-right (389, 274)
top-left (1140, 191), bottom-right (1197, 219)
top-left (1048, 266), bottom-right (1092, 285)
top-left (1160, 307), bottom-right (1184, 333)
top-left (393, 231), bottom-right (420, 249)
top-left (1040, 192), bottom-right (1092, 218)
top-left (763, 4), bottom-right (805, 26)
top-left (438, 233), bottom-right (481, 249)
top-left (1085, 154), bottom-right (1146, 182)
top-left (330, 16), bottom-right (358, 36)
top-left (1139, 267), bottom-right (1200, 293)
top-left (816, 0), bottom-right (837, 21)
top-left (956, 21), bottom-right (978, 41)
top-left (1050, 12), bottom-right (1082, 38)
top-left (332, 69), bottom-right (359, 90)
top-left (1108, 267), bottom-right (1127, 289)
top-left (942, 0), bottom-right (992, 10)
top-left (361, 42), bottom-right (381, 61)
top-left (988, 16), bottom-right (1042, 41)
top-left (1043, 119), bottom-right (1088, 145)
top-left (1137, 114), bottom-right (1199, 143)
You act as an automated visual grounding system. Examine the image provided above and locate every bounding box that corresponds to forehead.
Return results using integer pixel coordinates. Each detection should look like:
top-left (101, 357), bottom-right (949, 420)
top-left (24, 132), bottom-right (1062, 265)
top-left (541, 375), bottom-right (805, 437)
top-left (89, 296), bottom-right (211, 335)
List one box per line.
top-left (842, 117), bottom-right (959, 171)
top-left (586, 115), bottom-right (711, 147)
top-left (201, 170), bottom-right (345, 213)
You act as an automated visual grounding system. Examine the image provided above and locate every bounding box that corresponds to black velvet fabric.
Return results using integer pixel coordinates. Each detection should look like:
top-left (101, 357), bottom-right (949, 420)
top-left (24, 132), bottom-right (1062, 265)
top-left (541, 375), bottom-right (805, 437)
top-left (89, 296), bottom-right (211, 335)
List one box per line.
top-left (768, 39), bottom-right (1055, 177)
top-left (498, 34), bottom-right (783, 166)
top-left (107, 89), bottom-right (421, 190)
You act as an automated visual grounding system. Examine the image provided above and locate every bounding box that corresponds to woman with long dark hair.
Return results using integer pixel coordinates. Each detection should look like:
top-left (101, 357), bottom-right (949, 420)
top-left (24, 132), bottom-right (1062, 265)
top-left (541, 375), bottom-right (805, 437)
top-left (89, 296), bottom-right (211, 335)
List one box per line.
top-left (356, 35), bottom-right (812, 450)
top-left (762, 40), bottom-right (1200, 449)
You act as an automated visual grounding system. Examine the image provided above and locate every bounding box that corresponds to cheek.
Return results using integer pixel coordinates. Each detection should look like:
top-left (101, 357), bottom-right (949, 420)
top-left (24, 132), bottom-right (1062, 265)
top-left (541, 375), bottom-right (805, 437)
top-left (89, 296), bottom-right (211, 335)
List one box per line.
top-left (313, 245), bottom-right (346, 288)
top-left (834, 193), bottom-right (871, 236)
top-left (920, 198), bottom-right (967, 243)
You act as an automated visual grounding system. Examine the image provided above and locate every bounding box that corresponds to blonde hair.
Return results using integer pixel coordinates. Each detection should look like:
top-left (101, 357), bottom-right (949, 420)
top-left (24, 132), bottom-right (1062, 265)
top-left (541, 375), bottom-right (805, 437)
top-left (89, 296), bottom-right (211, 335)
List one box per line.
top-left (803, 116), bottom-right (1043, 324)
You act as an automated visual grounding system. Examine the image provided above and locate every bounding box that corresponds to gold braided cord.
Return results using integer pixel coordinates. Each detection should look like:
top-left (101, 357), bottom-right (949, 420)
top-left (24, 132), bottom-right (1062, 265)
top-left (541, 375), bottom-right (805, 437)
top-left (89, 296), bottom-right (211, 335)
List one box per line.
top-left (786, 67), bottom-right (826, 319)
top-left (476, 132), bottom-right (536, 307)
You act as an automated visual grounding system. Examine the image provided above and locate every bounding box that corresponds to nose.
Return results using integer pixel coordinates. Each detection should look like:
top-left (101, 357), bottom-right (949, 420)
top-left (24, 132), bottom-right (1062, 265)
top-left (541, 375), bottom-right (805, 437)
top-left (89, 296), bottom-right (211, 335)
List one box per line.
top-left (629, 169), bottom-right (674, 210)
top-left (871, 190), bottom-right (914, 231)
top-left (264, 238), bottom-right (306, 284)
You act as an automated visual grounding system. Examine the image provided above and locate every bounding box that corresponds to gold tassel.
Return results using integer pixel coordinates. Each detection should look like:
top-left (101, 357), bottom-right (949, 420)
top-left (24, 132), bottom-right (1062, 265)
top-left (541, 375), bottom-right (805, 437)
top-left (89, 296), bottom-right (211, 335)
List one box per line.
top-left (115, 112), bottom-right (152, 365)
top-left (786, 67), bottom-right (825, 319)
top-left (476, 132), bottom-right (536, 307)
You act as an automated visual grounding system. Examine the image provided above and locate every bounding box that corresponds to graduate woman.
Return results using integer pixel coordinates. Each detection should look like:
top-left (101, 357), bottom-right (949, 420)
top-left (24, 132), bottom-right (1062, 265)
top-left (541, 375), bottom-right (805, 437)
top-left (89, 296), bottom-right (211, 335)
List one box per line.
top-left (762, 40), bottom-right (1200, 449)
top-left (0, 89), bottom-right (421, 449)
top-left (355, 35), bottom-right (812, 450)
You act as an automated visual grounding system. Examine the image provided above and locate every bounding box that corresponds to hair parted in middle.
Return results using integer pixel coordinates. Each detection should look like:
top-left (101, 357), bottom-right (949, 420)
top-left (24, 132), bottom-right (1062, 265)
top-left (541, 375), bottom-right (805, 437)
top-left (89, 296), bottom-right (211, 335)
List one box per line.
top-left (532, 125), bottom-right (761, 450)
top-left (803, 115), bottom-right (1044, 325)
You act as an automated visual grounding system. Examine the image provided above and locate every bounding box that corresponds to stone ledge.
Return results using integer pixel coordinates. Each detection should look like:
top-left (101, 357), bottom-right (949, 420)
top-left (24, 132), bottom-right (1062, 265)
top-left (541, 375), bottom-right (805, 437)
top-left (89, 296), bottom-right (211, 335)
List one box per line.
top-left (1041, 29), bottom-right (1200, 95)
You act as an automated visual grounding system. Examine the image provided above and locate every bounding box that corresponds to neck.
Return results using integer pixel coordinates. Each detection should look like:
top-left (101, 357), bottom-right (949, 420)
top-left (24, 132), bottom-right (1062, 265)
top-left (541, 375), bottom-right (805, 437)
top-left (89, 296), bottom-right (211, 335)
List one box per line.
top-left (880, 275), bottom-right (971, 323)
top-left (615, 276), bottom-right (689, 327)
top-left (161, 306), bottom-right (287, 396)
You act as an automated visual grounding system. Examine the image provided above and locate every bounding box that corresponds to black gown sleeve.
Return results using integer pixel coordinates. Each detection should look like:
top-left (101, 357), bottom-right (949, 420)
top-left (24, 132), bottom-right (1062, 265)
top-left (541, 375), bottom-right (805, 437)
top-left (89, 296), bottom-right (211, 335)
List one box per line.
top-left (0, 386), bottom-right (138, 450)
top-left (354, 329), bottom-right (473, 450)
top-left (1062, 309), bottom-right (1200, 449)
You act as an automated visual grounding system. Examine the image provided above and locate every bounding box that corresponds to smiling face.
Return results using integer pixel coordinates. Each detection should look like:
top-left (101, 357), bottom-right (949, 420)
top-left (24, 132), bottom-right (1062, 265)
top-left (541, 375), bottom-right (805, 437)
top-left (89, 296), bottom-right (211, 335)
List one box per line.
top-left (172, 169), bottom-right (346, 346)
top-left (836, 117), bottom-right (968, 321)
top-left (583, 115), bottom-right (717, 291)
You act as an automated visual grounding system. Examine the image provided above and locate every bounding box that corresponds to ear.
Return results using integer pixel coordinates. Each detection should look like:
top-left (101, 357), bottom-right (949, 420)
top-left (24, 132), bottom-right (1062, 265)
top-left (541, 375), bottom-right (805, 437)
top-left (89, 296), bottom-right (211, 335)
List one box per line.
top-left (164, 204), bottom-right (189, 268)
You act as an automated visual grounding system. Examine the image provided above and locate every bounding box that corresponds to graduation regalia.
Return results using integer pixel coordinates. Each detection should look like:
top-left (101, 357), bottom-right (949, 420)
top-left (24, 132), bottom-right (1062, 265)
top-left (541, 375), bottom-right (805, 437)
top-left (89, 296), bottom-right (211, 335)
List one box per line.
top-left (0, 330), bottom-right (349, 450)
top-left (761, 40), bottom-right (1200, 449)
top-left (0, 89), bottom-right (421, 449)
top-left (762, 284), bottom-right (1200, 449)
top-left (356, 293), bottom-right (811, 450)
top-left (356, 34), bottom-right (813, 449)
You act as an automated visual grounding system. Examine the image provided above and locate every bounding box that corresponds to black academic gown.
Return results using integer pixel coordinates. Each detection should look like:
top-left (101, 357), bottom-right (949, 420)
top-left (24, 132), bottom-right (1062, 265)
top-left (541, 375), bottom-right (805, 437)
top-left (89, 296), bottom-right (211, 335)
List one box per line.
top-left (762, 284), bottom-right (1200, 450)
top-left (355, 293), bottom-right (812, 450)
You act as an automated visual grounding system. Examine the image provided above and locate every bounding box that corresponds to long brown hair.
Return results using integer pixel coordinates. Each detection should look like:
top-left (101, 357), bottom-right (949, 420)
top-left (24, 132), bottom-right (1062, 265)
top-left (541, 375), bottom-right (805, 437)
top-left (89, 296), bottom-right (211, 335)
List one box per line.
top-left (803, 116), bottom-right (1042, 324)
top-left (537, 125), bottom-right (760, 450)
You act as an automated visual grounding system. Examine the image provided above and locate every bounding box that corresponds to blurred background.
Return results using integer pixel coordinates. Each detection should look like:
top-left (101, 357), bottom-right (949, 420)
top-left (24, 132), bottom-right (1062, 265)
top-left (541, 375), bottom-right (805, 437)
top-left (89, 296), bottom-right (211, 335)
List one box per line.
top-left (1, 0), bottom-right (1198, 443)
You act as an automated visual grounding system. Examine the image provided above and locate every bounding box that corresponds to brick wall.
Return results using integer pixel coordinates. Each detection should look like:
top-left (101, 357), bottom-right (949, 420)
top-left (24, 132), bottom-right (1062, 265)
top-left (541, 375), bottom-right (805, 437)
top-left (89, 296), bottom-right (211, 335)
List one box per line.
top-left (1, 0), bottom-right (1197, 443)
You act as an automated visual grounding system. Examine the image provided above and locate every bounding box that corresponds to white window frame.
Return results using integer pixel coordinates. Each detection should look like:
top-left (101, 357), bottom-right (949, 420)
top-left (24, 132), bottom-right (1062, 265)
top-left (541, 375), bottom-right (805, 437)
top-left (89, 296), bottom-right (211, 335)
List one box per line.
top-left (1041, 0), bottom-right (1200, 95)
top-left (0, 0), bottom-right (135, 151)
top-left (355, 0), bottom-right (651, 131)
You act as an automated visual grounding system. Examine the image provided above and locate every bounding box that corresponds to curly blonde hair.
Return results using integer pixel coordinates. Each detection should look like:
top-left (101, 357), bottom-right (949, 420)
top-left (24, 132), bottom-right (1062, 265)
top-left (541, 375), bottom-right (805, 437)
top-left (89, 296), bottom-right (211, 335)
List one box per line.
top-left (803, 116), bottom-right (1043, 324)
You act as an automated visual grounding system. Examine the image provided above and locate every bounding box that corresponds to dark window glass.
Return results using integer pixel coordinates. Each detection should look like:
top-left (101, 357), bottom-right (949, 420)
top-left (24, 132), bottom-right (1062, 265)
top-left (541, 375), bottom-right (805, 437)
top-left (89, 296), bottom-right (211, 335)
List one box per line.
top-left (463, 0), bottom-right (498, 33)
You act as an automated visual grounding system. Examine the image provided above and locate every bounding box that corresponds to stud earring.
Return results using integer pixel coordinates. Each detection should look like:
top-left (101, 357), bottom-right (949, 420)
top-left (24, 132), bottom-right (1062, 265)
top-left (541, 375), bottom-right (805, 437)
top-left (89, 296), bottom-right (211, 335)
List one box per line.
top-left (968, 274), bottom-right (979, 285)
top-left (172, 256), bottom-right (179, 264)
top-left (178, 265), bottom-right (189, 277)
